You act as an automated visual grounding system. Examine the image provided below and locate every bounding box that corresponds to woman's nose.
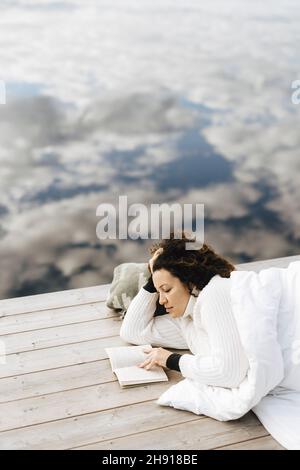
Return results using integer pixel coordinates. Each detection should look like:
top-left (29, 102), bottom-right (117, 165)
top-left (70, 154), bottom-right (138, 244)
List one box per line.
top-left (159, 293), bottom-right (167, 305)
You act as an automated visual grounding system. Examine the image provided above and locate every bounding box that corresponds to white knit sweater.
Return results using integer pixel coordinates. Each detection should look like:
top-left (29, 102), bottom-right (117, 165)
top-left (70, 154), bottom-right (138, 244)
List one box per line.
top-left (120, 275), bottom-right (249, 388)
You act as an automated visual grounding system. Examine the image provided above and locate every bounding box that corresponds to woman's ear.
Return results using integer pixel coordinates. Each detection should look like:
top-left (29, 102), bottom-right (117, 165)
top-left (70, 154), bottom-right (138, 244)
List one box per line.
top-left (191, 285), bottom-right (200, 296)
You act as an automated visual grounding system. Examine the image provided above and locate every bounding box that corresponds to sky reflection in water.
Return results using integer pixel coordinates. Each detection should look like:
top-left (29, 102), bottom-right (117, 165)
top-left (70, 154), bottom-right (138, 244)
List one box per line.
top-left (0, 0), bottom-right (300, 299)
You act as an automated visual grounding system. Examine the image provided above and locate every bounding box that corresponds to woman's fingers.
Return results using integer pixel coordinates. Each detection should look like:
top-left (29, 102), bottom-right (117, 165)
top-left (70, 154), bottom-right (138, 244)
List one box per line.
top-left (146, 363), bottom-right (154, 370)
top-left (139, 360), bottom-right (153, 369)
top-left (139, 348), bottom-right (153, 366)
top-left (149, 248), bottom-right (163, 274)
top-left (144, 359), bottom-right (155, 370)
top-left (139, 354), bottom-right (156, 369)
top-left (139, 356), bottom-right (153, 367)
top-left (139, 347), bottom-right (162, 369)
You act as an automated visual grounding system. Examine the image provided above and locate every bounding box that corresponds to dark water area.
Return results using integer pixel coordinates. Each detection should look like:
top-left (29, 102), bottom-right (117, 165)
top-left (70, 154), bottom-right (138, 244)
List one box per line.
top-left (0, 0), bottom-right (300, 299)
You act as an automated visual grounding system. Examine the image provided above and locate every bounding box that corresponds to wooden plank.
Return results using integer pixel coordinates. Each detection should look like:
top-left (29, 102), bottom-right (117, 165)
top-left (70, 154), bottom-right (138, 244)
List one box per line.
top-left (0, 371), bottom-right (182, 432)
top-left (0, 360), bottom-right (116, 403)
top-left (1, 254), bottom-right (298, 451)
top-left (0, 336), bottom-right (126, 379)
top-left (0, 349), bottom-right (188, 401)
top-left (74, 411), bottom-right (268, 450)
top-left (0, 284), bottom-right (111, 316)
top-left (0, 401), bottom-right (200, 450)
top-left (216, 435), bottom-right (285, 450)
top-left (237, 254), bottom-right (300, 272)
top-left (0, 302), bottom-right (119, 335)
top-left (2, 318), bottom-right (121, 355)
top-left (0, 353), bottom-right (187, 404)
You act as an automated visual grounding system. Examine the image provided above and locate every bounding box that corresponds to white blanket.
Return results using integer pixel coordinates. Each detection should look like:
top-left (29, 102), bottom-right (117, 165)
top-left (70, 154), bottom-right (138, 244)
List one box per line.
top-left (157, 261), bottom-right (300, 449)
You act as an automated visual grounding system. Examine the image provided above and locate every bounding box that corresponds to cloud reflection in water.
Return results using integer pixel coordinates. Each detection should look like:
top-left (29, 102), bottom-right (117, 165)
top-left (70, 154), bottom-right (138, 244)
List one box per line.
top-left (0, 0), bottom-right (299, 299)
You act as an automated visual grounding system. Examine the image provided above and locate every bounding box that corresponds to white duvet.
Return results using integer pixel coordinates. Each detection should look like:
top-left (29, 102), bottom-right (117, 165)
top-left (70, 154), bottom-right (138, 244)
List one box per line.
top-left (157, 261), bottom-right (300, 449)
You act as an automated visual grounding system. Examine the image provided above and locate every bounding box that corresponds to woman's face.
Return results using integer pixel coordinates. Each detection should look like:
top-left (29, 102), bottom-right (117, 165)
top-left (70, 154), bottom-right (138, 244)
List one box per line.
top-left (152, 268), bottom-right (190, 318)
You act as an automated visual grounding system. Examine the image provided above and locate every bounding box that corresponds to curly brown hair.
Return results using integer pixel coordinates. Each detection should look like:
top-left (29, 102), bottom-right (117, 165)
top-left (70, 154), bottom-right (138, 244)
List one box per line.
top-left (149, 231), bottom-right (235, 295)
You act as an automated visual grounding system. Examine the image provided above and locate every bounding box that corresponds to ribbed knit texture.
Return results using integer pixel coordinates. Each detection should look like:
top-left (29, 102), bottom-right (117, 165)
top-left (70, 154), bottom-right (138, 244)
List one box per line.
top-left (120, 275), bottom-right (249, 388)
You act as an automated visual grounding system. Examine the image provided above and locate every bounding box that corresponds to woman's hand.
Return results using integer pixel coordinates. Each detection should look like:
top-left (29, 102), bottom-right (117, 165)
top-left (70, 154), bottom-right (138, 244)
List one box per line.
top-left (148, 248), bottom-right (163, 274)
top-left (138, 347), bottom-right (172, 370)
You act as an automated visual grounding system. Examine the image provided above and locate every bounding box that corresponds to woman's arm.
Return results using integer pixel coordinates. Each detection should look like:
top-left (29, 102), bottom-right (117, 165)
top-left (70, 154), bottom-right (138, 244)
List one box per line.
top-left (119, 278), bottom-right (189, 350)
top-left (178, 279), bottom-right (249, 388)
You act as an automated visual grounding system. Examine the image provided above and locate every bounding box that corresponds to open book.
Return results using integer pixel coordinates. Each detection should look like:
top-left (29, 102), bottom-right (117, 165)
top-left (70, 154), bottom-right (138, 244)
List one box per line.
top-left (105, 344), bottom-right (169, 388)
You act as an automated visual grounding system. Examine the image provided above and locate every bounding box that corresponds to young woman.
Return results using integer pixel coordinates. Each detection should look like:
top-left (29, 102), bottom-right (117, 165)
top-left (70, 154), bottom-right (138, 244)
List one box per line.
top-left (120, 232), bottom-right (250, 388)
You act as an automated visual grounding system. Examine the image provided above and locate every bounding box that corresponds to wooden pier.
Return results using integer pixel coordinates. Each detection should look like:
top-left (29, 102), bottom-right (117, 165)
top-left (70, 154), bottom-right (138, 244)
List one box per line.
top-left (1, 254), bottom-right (299, 450)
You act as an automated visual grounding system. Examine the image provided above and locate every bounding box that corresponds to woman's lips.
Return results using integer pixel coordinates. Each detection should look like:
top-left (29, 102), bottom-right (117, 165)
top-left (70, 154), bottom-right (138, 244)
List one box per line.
top-left (166, 307), bottom-right (173, 311)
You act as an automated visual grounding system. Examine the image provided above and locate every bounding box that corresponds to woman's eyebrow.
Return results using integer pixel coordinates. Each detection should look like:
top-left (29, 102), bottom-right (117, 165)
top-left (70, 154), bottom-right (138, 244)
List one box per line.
top-left (158, 283), bottom-right (168, 289)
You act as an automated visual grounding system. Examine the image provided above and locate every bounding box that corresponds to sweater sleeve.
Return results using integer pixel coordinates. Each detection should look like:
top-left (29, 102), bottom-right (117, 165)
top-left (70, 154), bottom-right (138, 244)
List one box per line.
top-left (166, 353), bottom-right (182, 371)
top-left (179, 278), bottom-right (249, 388)
top-left (143, 276), bottom-right (157, 293)
top-left (119, 284), bottom-right (189, 350)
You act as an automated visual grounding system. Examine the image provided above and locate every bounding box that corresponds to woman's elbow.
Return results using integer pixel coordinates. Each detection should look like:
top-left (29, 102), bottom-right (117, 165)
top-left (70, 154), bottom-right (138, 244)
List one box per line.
top-left (211, 358), bottom-right (247, 389)
top-left (119, 323), bottom-right (141, 345)
top-left (224, 361), bottom-right (249, 388)
top-left (119, 323), bottom-right (133, 343)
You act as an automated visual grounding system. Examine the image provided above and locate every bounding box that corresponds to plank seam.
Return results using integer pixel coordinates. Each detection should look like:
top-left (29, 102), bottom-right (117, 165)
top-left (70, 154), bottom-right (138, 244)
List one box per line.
top-left (2, 334), bottom-right (120, 357)
top-left (0, 315), bottom-right (120, 337)
top-left (0, 299), bottom-right (112, 319)
top-left (71, 416), bottom-right (262, 450)
top-left (0, 397), bottom-right (194, 434)
top-left (212, 432), bottom-right (272, 449)
top-left (0, 358), bottom-right (109, 380)
top-left (0, 371), bottom-right (180, 404)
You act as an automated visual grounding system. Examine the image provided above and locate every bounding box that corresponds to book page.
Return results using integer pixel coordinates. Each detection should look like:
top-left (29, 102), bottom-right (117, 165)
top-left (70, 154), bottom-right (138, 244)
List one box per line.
top-left (114, 365), bottom-right (168, 387)
top-left (105, 344), bottom-right (152, 371)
